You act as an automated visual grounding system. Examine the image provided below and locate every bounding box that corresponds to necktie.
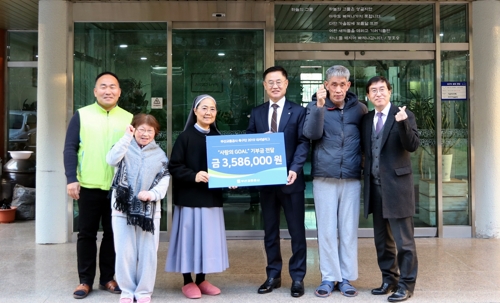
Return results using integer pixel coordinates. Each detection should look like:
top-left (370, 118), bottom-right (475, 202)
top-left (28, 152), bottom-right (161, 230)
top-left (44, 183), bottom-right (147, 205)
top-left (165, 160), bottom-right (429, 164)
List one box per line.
top-left (375, 112), bottom-right (384, 134)
top-left (271, 103), bottom-right (279, 133)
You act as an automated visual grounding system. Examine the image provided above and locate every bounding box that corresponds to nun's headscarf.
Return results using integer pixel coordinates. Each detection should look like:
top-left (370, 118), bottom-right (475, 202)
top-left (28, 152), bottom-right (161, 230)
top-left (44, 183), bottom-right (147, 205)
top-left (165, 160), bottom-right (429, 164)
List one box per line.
top-left (184, 94), bottom-right (220, 134)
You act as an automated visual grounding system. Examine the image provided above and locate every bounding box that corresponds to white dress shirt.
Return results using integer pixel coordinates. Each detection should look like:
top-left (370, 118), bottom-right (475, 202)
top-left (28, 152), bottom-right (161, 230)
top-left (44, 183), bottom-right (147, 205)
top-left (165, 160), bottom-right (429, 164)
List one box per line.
top-left (268, 97), bottom-right (286, 132)
top-left (373, 102), bottom-right (392, 131)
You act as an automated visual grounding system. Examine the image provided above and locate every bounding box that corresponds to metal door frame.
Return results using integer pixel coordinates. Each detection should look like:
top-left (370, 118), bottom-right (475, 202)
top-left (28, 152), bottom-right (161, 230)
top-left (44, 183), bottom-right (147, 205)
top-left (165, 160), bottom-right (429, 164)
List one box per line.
top-left (169, 22), bottom-right (268, 240)
top-left (275, 49), bottom-right (437, 238)
top-left (69, 1), bottom-right (473, 240)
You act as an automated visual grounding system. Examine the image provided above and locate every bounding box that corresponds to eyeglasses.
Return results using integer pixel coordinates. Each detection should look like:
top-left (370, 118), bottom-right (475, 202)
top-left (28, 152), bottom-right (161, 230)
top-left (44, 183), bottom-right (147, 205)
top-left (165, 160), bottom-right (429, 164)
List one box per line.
top-left (197, 106), bottom-right (217, 114)
top-left (265, 80), bottom-right (286, 88)
top-left (136, 128), bottom-right (154, 135)
top-left (369, 87), bottom-right (388, 94)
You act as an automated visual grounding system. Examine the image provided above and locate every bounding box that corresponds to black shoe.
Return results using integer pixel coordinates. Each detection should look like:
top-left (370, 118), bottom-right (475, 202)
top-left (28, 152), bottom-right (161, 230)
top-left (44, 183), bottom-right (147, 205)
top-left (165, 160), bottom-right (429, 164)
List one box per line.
top-left (258, 277), bottom-right (281, 294)
top-left (290, 280), bottom-right (304, 298)
top-left (372, 282), bottom-right (398, 295)
top-left (387, 286), bottom-right (412, 302)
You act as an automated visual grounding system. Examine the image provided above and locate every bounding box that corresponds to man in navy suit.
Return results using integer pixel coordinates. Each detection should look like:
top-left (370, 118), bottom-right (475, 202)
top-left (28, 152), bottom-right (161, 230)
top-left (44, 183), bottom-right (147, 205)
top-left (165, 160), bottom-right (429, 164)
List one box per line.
top-left (247, 66), bottom-right (310, 298)
top-left (361, 76), bottom-right (420, 302)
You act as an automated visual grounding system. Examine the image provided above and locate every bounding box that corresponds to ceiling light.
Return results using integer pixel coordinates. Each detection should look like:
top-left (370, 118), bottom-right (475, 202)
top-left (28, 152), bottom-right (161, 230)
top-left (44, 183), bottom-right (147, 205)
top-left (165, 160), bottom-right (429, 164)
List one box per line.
top-left (119, 44), bottom-right (128, 48)
top-left (218, 53), bottom-right (225, 56)
top-left (140, 57), bottom-right (147, 60)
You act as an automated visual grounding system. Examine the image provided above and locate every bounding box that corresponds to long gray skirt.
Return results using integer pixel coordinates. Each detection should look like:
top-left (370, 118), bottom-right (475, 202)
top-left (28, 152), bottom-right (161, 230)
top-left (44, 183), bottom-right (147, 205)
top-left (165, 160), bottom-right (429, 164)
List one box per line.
top-left (165, 205), bottom-right (229, 274)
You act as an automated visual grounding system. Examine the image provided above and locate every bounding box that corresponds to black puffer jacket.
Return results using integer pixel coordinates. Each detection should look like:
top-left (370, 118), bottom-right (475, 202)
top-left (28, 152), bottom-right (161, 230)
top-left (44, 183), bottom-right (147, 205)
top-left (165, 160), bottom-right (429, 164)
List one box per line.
top-left (303, 91), bottom-right (368, 179)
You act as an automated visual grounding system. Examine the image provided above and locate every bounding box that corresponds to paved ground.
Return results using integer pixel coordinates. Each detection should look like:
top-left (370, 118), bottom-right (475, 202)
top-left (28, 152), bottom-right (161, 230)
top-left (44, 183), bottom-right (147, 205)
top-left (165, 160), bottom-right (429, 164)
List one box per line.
top-left (1, 221), bottom-right (500, 302)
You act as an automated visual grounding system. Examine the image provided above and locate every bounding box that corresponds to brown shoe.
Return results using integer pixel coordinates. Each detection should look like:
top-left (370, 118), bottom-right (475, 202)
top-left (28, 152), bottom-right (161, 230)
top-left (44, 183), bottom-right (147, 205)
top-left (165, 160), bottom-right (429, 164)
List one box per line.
top-left (73, 283), bottom-right (91, 299)
top-left (98, 280), bottom-right (122, 294)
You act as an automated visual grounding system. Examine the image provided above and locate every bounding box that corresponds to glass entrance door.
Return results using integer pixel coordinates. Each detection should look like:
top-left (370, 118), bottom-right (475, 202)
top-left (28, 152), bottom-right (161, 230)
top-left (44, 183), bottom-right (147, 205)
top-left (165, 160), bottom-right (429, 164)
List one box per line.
top-left (277, 52), bottom-right (436, 236)
top-left (171, 29), bottom-right (265, 233)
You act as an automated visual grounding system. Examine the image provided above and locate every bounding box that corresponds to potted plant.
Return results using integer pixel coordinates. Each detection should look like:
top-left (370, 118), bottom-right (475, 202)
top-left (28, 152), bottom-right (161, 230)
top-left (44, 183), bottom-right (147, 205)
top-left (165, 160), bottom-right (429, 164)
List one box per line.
top-left (399, 90), bottom-right (468, 180)
top-left (118, 77), bottom-right (171, 153)
top-left (0, 198), bottom-right (17, 223)
top-left (119, 78), bottom-right (149, 115)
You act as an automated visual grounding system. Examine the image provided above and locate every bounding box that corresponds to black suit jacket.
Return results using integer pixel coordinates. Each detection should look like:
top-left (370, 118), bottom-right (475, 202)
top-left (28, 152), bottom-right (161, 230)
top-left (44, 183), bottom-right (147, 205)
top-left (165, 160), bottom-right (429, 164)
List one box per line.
top-left (246, 99), bottom-right (310, 194)
top-left (361, 104), bottom-right (420, 219)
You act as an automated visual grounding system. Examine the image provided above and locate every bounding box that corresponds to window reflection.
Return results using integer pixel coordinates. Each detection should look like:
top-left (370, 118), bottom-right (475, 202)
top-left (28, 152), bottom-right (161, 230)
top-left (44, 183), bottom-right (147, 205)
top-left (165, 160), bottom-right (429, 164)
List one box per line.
top-left (278, 59), bottom-right (436, 229)
top-left (8, 32), bottom-right (38, 61)
top-left (440, 5), bottom-right (467, 43)
top-left (73, 22), bottom-right (168, 231)
top-left (7, 68), bottom-right (38, 153)
top-left (439, 51), bottom-right (470, 225)
top-left (172, 29), bottom-right (265, 230)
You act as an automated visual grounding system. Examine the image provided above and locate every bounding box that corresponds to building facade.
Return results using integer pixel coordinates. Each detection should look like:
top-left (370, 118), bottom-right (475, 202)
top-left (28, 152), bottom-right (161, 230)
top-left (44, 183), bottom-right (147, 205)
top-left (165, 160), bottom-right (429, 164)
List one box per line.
top-left (1, 0), bottom-right (499, 243)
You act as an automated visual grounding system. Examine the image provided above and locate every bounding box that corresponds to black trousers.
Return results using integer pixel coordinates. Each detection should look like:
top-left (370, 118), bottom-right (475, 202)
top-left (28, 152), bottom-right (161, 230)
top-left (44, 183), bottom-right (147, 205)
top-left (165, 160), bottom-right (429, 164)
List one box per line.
top-left (77, 187), bottom-right (116, 286)
top-left (371, 182), bottom-right (418, 292)
top-left (260, 188), bottom-right (307, 281)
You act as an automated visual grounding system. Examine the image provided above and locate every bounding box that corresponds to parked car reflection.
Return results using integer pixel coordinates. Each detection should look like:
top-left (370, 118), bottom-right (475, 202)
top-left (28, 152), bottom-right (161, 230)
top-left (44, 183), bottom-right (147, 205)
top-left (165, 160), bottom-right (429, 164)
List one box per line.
top-left (9, 110), bottom-right (37, 151)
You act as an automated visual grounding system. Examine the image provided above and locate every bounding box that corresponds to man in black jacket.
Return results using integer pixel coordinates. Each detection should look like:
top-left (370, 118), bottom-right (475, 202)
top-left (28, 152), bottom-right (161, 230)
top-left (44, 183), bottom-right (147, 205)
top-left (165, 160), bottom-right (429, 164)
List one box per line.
top-left (361, 76), bottom-right (420, 302)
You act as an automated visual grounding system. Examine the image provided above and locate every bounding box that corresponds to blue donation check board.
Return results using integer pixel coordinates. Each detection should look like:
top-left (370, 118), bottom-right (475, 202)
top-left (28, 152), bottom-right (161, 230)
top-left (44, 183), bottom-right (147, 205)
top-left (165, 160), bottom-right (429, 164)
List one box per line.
top-left (207, 133), bottom-right (288, 188)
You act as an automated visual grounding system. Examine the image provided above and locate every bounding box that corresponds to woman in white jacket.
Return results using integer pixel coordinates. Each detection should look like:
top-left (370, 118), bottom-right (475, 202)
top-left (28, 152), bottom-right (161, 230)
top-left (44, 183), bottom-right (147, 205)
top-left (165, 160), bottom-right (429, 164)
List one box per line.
top-left (106, 114), bottom-right (170, 303)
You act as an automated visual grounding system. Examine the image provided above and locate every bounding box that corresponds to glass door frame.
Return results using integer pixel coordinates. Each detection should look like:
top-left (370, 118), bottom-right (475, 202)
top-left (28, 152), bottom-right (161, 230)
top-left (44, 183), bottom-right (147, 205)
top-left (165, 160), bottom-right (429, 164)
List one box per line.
top-left (71, 0), bottom-right (272, 241)
top-left (275, 48), bottom-right (437, 238)
top-left (169, 22), bottom-right (268, 240)
top-left (69, 1), bottom-right (472, 240)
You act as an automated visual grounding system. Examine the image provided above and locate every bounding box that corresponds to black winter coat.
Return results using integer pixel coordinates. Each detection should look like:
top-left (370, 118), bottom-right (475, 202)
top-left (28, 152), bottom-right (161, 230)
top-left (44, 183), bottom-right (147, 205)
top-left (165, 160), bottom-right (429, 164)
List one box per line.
top-left (168, 125), bottom-right (224, 207)
top-left (303, 91), bottom-right (368, 179)
top-left (361, 105), bottom-right (420, 219)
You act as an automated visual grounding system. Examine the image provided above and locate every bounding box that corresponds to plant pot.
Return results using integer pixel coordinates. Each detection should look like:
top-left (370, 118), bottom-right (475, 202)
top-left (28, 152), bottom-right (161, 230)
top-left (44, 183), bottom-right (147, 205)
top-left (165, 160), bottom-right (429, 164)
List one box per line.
top-left (0, 206), bottom-right (17, 223)
top-left (442, 154), bottom-right (453, 182)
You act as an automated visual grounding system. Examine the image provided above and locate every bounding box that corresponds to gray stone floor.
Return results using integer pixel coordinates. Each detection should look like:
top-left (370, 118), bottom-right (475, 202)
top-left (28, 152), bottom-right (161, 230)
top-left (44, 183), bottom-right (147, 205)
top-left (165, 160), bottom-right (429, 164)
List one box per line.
top-left (1, 220), bottom-right (500, 302)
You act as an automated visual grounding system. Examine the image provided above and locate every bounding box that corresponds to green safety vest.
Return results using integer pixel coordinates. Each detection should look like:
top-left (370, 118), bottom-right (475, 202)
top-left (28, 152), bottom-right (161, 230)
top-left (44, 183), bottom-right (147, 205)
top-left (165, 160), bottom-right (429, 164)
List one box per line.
top-left (77, 102), bottom-right (132, 190)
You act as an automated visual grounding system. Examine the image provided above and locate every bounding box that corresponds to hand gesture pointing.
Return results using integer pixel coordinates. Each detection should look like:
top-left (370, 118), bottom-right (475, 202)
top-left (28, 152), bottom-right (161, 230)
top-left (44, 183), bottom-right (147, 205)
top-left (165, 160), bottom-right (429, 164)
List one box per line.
top-left (395, 106), bottom-right (408, 122)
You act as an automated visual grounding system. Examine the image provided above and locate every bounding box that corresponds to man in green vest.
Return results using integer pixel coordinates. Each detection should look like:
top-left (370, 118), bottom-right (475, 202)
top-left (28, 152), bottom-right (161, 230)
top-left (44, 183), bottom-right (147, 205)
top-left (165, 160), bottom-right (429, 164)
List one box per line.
top-left (64, 72), bottom-right (133, 299)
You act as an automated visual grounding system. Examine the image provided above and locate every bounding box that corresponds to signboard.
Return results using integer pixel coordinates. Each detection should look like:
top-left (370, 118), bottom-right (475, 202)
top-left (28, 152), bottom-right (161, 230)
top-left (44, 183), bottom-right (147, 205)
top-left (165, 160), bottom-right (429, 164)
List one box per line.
top-left (275, 4), bottom-right (433, 43)
top-left (442, 82), bottom-right (467, 101)
top-left (206, 133), bottom-right (288, 188)
top-left (151, 97), bottom-right (163, 109)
